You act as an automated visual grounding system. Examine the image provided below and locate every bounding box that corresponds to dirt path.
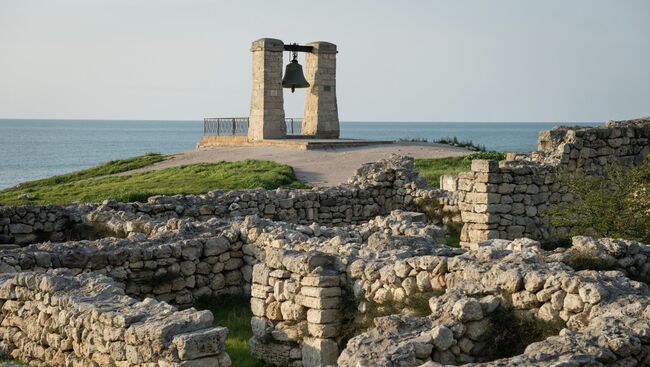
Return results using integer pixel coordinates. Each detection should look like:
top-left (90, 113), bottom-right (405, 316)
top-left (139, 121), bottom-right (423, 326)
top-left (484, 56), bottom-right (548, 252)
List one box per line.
top-left (122, 143), bottom-right (470, 186)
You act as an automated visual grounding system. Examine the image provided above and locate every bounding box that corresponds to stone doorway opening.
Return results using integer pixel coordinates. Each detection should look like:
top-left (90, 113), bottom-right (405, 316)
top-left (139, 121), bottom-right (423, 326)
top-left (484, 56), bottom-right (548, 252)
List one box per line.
top-left (194, 295), bottom-right (262, 366)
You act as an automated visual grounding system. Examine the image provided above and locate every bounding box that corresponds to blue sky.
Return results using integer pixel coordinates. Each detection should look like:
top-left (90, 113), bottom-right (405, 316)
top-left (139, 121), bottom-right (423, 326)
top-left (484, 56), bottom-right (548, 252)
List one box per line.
top-left (0, 0), bottom-right (648, 122)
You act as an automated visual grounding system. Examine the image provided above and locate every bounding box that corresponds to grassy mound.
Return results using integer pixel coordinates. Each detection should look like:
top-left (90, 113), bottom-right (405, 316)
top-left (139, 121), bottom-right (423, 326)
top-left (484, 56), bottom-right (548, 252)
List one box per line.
top-left (0, 155), bottom-right (307, 205)
top-left (414, 151), bottom-right (506, 188)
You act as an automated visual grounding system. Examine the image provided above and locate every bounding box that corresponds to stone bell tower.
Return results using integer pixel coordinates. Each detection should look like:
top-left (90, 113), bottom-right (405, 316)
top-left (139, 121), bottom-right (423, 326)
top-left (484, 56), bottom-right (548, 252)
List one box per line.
top-left (248, 38), bottom-right (339, 141)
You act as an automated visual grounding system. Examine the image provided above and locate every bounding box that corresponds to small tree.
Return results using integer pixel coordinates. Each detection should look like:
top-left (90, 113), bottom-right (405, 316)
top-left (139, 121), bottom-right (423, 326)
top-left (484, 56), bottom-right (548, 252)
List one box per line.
top-left (548, 156), bottom-right (649, 243)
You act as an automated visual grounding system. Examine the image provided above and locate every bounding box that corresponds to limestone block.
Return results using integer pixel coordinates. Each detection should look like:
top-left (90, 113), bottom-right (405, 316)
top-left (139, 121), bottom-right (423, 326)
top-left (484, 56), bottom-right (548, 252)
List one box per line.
top-left (300, 286), bottom-right (341, 298)
top-left (431, 325), bottom-right (454, 351)
top-left (452, 299), bottom-right (483, 321)
top-left (251, 298), bottom-right (266, 317)
top-left (302, 338), bottom-right (338, 367)
top-left (301, 276), bottom-right (339, 287)
top-left (306, 309), bottom-right (339, 324)
top-left (296, 295), bottom-right (340, 309)
top-left (172, 327), bottom-right (228, 360)
top-left (204, 237), bottom-right (230, 257)
top-left (308, 322), bottom-right (339, 338)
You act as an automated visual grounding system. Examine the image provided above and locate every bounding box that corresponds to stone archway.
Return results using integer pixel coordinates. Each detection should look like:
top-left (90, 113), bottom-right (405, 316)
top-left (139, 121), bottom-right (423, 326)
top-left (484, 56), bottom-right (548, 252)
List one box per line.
top-left (248, 38), bottom-right (339, 141)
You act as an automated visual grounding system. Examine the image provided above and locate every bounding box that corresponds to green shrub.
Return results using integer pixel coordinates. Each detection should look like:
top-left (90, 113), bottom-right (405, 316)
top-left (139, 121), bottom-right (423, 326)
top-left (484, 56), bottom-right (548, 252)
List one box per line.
top-left (431, 136), bottom-right (487, 151)
top-left (547, 156), bottom-right (650, 243)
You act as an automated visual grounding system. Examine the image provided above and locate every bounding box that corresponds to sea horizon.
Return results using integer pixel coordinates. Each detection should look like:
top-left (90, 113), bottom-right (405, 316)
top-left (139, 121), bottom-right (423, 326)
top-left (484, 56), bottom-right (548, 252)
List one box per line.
top-left (0, 119), bottom-right (600, 189)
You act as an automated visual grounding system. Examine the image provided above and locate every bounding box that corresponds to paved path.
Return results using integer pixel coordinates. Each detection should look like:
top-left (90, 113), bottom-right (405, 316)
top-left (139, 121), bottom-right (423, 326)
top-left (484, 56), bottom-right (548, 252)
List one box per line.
top-left (124, 143), bottom-right (470, 187)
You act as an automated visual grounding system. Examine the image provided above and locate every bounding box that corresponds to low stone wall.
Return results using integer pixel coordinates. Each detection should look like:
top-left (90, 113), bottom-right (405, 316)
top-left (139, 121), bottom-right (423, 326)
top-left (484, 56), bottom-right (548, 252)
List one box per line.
top-left (0, 156), bottom-right (449, 246)
top-left (558, 236), bottom-right (650, 283)
top-left (0, 270), bottom-right (230, 366)
top-left (339, 237), bottom-right (650, 366)
top-left (458, 117), bottom-right (650, 247)
top-left (0, 219), bottom-right (251, 308)
top-left (0, 205), bottom-right (92, 245)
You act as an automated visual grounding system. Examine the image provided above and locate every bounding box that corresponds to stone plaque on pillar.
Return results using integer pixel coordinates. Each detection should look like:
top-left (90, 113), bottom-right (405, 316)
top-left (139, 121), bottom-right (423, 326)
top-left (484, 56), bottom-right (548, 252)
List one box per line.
top-left (248, 38), bottom-right (286, 141)
top-left (302, 42), bottom-right (339, 139)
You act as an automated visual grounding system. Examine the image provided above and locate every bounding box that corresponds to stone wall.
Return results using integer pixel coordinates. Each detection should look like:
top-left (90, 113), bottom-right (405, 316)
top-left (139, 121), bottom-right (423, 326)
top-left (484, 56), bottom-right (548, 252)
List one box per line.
top-left (338, 237), bottom-right (650, 366)
top-left (458, 117), bottom-right (650, 247)
top-left (0, 270), bottom-right (230, 366)
top-left (248, 249), bottom-right (343, 366)
top-left (559, 236), bottom-right (650, 283)
top-left (236, 211), bottom-right (454, 366)
top-left (0, 205), bottom-right (92, 246)
top-left (1, 156), bottom-right (448, 246)
top-left (0, 218), bottom-right (250, 308)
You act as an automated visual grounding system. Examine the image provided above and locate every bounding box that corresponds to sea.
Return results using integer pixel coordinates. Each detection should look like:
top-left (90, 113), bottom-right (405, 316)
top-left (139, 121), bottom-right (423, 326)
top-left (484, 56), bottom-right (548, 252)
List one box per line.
top-left (0, 119), bottom-right (599, 189)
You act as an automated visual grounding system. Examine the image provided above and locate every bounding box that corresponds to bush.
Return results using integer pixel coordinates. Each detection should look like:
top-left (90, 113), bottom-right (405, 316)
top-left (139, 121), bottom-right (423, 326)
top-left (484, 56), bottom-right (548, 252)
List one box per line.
top-left (431, 136), bottom-right (487, 151)
top-left (547, 156), bottom-right (650, 243)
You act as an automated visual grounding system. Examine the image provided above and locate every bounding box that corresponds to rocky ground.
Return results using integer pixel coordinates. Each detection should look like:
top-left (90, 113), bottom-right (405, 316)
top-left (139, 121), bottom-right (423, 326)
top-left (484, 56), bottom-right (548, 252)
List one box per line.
top-left (0, 152), bottom-right (649, 366)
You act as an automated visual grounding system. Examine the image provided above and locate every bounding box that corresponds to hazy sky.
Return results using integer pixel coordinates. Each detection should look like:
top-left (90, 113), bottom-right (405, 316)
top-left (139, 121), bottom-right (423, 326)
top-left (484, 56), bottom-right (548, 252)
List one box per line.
top-left (1, 0), bottom-right (648, 122)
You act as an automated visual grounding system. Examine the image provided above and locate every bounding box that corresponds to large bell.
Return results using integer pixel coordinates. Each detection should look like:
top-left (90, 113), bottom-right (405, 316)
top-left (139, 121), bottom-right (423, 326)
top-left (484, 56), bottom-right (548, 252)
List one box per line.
top-left (282, 58), bottom-right (310, 93)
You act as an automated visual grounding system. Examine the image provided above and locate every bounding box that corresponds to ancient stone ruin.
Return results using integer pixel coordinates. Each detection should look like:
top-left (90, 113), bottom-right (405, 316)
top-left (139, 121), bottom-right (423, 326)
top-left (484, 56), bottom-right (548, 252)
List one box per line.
top-left (0, 117), bottom-right (648, 366)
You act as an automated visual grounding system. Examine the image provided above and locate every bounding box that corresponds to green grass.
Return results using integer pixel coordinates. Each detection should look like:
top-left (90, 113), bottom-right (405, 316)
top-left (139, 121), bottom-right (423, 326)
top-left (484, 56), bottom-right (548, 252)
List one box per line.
top-left (195, 296), bottom-right (266, 367)
top-left (0, 157), bottom-right (308, 205)
top-left (16, 153), bottom-right (166, 188)
top-left (414, 151), bottom-right (507, 188)
top-left (446, 231), bottom-right (461, 248)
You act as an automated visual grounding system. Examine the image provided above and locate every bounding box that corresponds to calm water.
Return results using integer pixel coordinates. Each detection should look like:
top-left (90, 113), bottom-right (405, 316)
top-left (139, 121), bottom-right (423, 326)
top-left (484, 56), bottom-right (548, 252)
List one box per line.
top-left (0, 119), bottom-right (598, 189)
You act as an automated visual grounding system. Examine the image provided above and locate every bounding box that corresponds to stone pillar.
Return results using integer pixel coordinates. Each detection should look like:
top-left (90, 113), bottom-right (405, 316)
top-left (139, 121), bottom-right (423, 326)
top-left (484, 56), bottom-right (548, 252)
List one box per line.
top-left (248, 38), bottom-right (286, 141)
top-left (303, 42), bottom-right (339, 139)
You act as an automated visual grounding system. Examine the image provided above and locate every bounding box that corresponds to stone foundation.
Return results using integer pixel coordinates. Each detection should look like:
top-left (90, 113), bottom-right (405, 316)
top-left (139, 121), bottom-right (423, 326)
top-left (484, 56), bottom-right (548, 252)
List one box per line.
top-left (0, 270), bottom-right (229, 366)
top-left (339, 237), bottom-right (650, 366)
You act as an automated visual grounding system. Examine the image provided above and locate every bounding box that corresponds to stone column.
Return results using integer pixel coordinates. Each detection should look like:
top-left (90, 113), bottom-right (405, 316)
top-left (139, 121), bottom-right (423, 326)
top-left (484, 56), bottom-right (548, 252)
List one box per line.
top-left (248, 38), bottom-right (286, 141)
top-left (302, 42), bottom-right (339, 139)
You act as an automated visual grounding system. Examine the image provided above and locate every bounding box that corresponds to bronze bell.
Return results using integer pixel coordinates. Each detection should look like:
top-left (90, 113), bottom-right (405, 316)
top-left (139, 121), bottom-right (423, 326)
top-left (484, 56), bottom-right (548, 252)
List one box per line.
top-left (282, 53), bottom-right (309, 93)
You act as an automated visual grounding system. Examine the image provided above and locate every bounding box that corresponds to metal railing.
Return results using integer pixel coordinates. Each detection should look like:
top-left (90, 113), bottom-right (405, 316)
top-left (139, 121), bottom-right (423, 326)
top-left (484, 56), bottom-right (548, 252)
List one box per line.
top-left (203, 117), bottom-right (303, 136)
top-left (285, 118), bottom-right (302, 135)
top-left (204, 118), bottom-right (249, 136)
